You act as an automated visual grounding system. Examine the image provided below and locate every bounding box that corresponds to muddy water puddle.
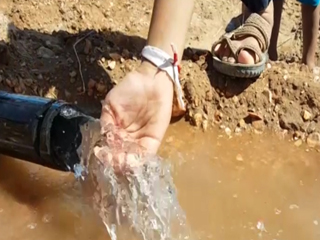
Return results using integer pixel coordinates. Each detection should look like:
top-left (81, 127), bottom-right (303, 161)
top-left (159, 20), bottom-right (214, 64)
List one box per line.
top-left (0, 122), bottom-right (319, 240)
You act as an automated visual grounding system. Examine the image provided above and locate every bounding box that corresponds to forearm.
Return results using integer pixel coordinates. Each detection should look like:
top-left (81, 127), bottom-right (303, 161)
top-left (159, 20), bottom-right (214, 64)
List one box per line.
top-left (147, 0), bottom-right (194, 62)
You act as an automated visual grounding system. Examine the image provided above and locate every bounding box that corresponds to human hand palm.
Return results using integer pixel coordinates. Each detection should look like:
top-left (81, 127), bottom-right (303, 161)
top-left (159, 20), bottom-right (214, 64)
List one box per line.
top-left (100, 69), bottom-right (173, 154)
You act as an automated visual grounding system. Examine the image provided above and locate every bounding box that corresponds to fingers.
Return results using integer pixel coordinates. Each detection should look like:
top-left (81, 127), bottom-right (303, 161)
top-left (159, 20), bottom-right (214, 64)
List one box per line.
top-left (138, 137), bottom-right (161, 155)
top-left (100, 100), bottom-right (116, 130)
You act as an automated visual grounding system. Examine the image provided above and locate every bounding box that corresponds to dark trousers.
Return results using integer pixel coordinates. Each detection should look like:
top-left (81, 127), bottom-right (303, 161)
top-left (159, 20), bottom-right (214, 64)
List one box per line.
top-left (241, 0), bottom-right (272, 13)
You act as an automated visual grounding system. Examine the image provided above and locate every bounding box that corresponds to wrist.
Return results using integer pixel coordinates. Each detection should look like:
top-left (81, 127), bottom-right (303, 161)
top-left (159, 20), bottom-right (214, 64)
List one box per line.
top-left (137, 59), bottom-right (173, 85)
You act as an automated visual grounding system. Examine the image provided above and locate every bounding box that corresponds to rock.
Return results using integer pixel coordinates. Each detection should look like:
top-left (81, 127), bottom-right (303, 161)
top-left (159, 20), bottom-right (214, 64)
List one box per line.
top-left (232, 96), bottom-right (239, 104)
top-left (107, 60), bottom-right (116, 70)
top-left (252, 120), bottom-right (264, 131)
top-left (13, 86), bottom-right (22, 93)
top-left (64, 90), bottom-right (71, 98)
top-left (83, 39), bottom-right (92, 54)
top-left (87, 88), bottom-right (93, 96)
top-left (96, 82), bottom-right (107, 93)
top-left (306, 132), bottom-right (320, 148)
top-left (122, 49), bottom-right (130, 58)
top-left (238, 119), bottom-right (246, 128)
top-left (294, 139), bottom-right (303, 147)
top-left (87, 78), bottom-right (97, 89)
top-left (301, 110), bottom-right (312, 121)
top-left (24, 78), bottom-right (33, 87)
top-left (202, 120), bottom-right (208, 131)
top-left (234, 127), bottom-right (241, 133)
top-left (37, 46), bottom-right (55, 58)
top-left (109, 52), bottom-right (122, 61)
top-left (193, 112), bottom-right (202, 127)
top-left (225, 127), bottom-right (231, 136)
top-left (70, 78), bottom-right (76, 84)
top-left (279, 105), bottom-right (304, 131)
top-left (45, 40), bottom-right (63, 53)
top-left (236, 154), bottom-right (243, 161)
top-left (69, 70), bottom-right (77, 78)
top-left (45, 86), bottom-right (58, 99)
top-left (5, 79), bottom-right (14, 88)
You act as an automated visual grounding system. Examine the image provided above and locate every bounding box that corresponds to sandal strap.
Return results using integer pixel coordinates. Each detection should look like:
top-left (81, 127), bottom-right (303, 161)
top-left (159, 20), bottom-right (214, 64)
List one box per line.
top-left (212, 13), bottom-right (271, 62)
top-left (233, 13), bottom-right (270, 52)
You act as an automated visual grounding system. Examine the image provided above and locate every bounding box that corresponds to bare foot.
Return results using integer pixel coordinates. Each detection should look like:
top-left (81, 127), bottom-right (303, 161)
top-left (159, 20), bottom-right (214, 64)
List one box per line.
top-left (213, 1), bottom-right (274, 65)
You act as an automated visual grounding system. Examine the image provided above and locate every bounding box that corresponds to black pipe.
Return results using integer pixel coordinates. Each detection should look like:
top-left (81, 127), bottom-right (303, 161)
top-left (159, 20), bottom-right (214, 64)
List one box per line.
top-left (0, 91), bottom-right (95, 172)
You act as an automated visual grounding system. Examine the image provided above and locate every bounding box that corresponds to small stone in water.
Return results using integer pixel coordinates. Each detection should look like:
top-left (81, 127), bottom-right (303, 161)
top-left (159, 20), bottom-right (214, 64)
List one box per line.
top-left (256, 221), bottom-right (267, 232)
top-left (225, 127), bottom-right (231, 136)
top-left (236, 154), bottom-right (243, 161)
top-left (306, 132), bottom-right (320, 148)
top-left (274, 208), bottom-right (281, 215)
top-left (27, 223), bottom-right (37, 229)
top-left (289, 204), bottom-right (300, 209)
top-left (314, 220), bottom-right (319, 226)
top-left (294, 139), bottom-right (303, 147)
top-left (42, 214), bottom-right (53, 223)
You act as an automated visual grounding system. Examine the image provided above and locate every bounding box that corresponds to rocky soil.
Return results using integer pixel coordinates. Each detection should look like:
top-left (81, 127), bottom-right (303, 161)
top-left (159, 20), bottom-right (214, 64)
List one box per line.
top-left (0, 0), bottom-right (319, 149)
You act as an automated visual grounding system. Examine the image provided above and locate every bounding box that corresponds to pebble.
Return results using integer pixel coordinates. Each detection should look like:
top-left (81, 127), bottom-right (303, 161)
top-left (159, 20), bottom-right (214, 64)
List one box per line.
top-left (87, 78), bottom-right (97, 89)
top-left (193, 112), bottom-right (202, 127)
top-left (109, 52), bottom-right (122, 61)
top-left (42, 214), bottom-right (53, 223)
top-left (107, 60), bottom-right (116, 70)
top-left (27, 223), bottom-right (37, 230)
top-left (96, 82), bottom-right (107, 93)
top-left (252, 120), bottom-right (264, 131)
top-left (69, 70), bottom-right (77, 78)
top-left (306, 132), bottom-right (320, 148)
top-left (225, 127), bottom-right (231, 136)
top-left (83, 39), bottom-right (92, 54)
top-left (201, 120), bottom-right (208, 131)
top-left (294, 139), bottom-right (303, 147)
top-left (302, 110), bottom-right (312, 121)
top-left (234, 127), bottom-right (241, 133)
top-left (238, 119), bottom-right (246, 128)
top-left (236, 154), bottom-right (243, 161)
top-left (37, 46), bottom-right (55, 58)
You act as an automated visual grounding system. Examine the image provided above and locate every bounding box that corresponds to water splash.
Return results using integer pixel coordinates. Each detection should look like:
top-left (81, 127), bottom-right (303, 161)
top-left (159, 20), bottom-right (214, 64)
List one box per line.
top-left (76, 120), bottom-right (192, 240)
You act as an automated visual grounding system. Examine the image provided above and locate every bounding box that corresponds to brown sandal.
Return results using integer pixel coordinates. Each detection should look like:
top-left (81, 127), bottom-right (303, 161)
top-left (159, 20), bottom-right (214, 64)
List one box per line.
top-left (211, 13), bottom-right (271, 78)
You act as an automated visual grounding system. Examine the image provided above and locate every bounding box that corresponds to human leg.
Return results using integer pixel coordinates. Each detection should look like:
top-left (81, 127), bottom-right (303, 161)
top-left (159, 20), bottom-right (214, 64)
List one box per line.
top-left (269, 0), bottom-right (284, 61)
top-left (299, 0), bottom-right (320, 68)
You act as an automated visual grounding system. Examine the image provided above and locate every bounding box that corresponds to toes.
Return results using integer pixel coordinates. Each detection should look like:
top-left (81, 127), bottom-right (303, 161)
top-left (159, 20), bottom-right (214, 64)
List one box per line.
top-left (221, 46), bottom-right (230, 62)
top-left (237, 49), bottom-right (257, 65)
top-left (227, 57), bottom-right (236, 63)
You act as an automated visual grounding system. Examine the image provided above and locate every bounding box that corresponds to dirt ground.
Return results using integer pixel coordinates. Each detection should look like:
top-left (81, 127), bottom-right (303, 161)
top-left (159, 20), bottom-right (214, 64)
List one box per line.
top-left (0, 0), bottom-right (319, 148)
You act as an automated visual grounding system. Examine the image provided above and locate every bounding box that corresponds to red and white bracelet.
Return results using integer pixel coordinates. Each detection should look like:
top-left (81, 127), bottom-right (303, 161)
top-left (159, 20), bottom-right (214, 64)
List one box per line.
top-left (141, 44), bottom-right (185, 110)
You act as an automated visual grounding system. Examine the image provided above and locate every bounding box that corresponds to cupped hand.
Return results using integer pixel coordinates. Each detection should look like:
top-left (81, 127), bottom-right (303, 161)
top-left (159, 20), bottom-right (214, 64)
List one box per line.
top-left (100, 61), bottom-right (175, 154)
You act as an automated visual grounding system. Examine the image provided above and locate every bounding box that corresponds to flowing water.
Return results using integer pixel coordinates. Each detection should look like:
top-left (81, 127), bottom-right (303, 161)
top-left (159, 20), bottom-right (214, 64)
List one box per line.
top-left (0, 122), bottom-right (320, 240)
